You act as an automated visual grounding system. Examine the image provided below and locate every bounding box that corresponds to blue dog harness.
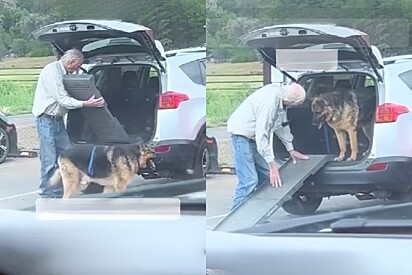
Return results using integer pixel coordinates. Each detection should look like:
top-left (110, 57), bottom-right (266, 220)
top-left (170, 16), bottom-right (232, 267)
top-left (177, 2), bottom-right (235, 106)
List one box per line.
top-left (87, 146), bottom-right (97, 176)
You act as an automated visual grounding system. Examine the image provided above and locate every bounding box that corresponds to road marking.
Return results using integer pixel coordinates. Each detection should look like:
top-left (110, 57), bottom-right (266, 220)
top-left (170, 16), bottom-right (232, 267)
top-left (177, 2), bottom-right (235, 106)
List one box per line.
top-left (0, 190), bottom-right (39, 201)
top-left (206, 213), bottom-right (228, 220)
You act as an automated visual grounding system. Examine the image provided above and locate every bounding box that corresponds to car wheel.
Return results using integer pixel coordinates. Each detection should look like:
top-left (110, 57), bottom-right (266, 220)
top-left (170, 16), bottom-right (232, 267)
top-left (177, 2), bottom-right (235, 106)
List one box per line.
top-left (191, 135), bottom-right (207, 178)
top-left (173, 135), bottom-right (207, 180)
top-left (282, 194), bottom-right (323, 215)
top-left (0, 127), bottom-right (10, 164)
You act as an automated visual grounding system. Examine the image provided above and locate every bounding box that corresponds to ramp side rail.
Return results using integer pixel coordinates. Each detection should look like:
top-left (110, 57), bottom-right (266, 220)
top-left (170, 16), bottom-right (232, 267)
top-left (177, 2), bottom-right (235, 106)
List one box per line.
top-left (213, 155), bottom-right (333, 232)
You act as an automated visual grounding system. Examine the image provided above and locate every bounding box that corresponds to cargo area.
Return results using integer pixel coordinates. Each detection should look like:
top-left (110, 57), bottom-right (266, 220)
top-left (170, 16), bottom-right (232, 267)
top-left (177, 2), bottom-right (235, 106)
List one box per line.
top-left (66, 64), bottom-right (161, 144)
top-left (273, 73), bottom-right (378, 166)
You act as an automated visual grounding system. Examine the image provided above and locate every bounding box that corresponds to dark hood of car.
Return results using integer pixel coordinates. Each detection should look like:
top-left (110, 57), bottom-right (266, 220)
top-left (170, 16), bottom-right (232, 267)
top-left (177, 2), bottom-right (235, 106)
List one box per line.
top-left (235, 201), bottom-right (412, 234)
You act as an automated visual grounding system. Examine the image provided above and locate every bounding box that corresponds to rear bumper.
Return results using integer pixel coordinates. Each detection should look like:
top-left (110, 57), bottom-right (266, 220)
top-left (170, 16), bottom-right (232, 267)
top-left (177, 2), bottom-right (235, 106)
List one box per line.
top-left (153, 139), bottom-right (198, 172)
top-left (304, 156), bottom-right (412, 194)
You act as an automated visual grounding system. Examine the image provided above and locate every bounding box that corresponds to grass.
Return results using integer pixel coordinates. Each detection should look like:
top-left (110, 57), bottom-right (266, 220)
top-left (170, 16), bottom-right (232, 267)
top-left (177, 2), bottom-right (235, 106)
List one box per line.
top-left (0, 82), bottom-right (35, 115)
top-left (206, 62), bottom-right (263, 127)
top-left (0, 56), bottom-right (55, 69)
top-left (206, 61), bottom-right (262, 75)
top-left (207, 89), bottom-right (255, 127)
top-left (0, 57), bottom-right (52, 115)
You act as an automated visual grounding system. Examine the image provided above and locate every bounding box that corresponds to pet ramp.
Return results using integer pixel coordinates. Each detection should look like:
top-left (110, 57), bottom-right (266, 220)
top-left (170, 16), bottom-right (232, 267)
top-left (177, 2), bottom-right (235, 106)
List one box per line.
top-left (213, 155), bottom-right (333, 232)
top-left (63, 74), bottom-right (130, 144)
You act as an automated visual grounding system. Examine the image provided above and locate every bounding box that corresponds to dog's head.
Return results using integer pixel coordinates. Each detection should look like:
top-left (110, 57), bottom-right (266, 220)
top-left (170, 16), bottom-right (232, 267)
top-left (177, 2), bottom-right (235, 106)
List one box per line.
top-left (136, 144), bottom-right (156, 170)
top-left (311, 97), bottom-right (333, 129)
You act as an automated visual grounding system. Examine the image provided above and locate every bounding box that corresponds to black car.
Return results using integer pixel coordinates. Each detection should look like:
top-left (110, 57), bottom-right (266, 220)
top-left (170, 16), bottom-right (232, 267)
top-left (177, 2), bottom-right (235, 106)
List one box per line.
top-left (0, 112), bottom-right (18, 164)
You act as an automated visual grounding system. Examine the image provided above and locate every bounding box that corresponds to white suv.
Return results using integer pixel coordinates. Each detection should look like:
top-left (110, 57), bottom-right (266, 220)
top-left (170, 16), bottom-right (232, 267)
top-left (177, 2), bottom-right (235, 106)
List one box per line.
top-left (151, 47), bottom-right (207, 179)
top-left (241, 24), bottom-right (412, 215)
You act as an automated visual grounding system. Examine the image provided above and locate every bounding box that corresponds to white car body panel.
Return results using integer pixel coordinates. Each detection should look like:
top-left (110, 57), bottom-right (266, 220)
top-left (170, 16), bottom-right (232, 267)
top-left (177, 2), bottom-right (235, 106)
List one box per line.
top-left (372, 61), bottom-right (412, 158)
top-left (156, 50), bottom-right (206, 143)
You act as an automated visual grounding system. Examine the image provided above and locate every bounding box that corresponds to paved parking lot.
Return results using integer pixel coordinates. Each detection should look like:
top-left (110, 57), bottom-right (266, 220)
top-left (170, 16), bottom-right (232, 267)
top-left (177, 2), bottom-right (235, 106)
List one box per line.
top-left (0, 157), bottom-right (174, 210)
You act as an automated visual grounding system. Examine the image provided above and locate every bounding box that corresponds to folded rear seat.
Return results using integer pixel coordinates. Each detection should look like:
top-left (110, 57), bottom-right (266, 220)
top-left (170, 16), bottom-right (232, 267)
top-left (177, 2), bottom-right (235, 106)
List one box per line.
top-left (63, 74), bottom-right (130, 144)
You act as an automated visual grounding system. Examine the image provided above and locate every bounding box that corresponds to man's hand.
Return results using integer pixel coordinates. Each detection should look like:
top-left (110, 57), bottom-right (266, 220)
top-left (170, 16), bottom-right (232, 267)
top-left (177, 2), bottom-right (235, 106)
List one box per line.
top-left (269, 162), bottom-right (282, 188)
top-left (83, 95), bottom-right (105, 108)
top-left (289, 150), bottom-right (309, 164)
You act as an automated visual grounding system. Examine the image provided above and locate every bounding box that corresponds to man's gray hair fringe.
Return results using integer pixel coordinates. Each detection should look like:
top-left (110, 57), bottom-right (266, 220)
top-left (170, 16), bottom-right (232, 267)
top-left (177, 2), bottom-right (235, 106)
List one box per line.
top-left (61, 48), bottom-right (84, 64)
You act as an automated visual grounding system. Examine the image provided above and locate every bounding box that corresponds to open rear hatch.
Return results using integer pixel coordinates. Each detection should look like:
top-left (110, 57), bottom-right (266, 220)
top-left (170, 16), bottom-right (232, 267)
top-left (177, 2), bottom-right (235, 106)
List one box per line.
top-left (239, 24), bottom-right (383, 82)
top-left (31, 20), bottom-right (166, 72)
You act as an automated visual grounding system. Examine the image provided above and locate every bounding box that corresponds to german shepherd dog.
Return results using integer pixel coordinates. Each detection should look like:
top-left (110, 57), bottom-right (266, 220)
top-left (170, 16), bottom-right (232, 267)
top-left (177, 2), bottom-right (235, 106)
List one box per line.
top-left (50, 143), bottom-right (156, 198)
top-left (311, 87), bottom-right (375, 162)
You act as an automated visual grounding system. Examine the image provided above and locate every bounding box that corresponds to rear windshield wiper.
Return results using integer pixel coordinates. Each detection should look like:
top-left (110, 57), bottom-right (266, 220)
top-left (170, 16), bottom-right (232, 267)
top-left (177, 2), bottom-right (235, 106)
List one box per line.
top-left (141, 32), bottom-right (166, 73)
top-left (257, 49), bottom-right (298, 83)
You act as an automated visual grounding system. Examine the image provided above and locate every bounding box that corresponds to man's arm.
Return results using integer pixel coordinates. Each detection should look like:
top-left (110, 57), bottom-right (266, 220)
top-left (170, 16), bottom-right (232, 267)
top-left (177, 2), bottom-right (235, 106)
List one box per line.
top-left (48, 68), bottom-right (84, 110)
top-left (274, 124), bottom-right (294, 152)
top-left (255, 104), bottom-right (277, 163)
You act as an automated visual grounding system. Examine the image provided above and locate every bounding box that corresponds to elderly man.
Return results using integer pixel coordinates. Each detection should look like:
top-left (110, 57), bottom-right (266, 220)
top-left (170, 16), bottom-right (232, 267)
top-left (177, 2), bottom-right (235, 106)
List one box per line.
top-left (32, 49), bottom-right (105, 198)
top-left (227, 83), bottom-right (309, 210)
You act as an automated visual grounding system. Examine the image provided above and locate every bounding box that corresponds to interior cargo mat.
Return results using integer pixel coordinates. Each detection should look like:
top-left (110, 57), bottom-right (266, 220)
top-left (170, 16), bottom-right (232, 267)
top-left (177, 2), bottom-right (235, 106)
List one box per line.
top-left (63, 74), bottom-right (130, 144)
top-left (213, 155), bottom-right (333, 232)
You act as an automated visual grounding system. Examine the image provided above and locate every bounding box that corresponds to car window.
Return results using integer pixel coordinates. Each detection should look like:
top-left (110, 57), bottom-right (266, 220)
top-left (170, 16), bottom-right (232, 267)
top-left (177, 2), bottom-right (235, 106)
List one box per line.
top-left (180, 60), bottom-right (203, 85)
top-left (399, 69), bottom-right (412, 90)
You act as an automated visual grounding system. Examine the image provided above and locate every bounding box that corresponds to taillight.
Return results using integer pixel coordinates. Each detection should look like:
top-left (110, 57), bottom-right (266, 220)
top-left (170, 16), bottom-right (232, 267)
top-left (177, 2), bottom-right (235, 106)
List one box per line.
top-left (155, 145), bottom-right (171, 153)
top-left (375, 103), bottom-right (409, 123)
top-left (159, 91), bottom-right (189, 110)
top-left (366, 163), bottom-right (388, 171)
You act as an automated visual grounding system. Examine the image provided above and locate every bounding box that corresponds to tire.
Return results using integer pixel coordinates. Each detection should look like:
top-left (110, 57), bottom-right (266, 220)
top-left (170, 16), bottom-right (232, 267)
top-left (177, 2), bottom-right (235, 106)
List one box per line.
top-left (0, 127), bottom-right (10, 164)
top-left (190, 135), bottom-right (208, 179)
top-left (282, 194), bottom-right (323, 215)
top-left (173, 135), bottom-right (207, 180)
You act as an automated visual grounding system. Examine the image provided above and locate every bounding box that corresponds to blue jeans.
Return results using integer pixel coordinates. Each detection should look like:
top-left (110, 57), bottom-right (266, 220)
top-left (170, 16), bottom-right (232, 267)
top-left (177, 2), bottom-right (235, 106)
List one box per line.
top-left (36, 115), bottom-right (71, 197)
top-left (231, 135), bottom-right (270, 210)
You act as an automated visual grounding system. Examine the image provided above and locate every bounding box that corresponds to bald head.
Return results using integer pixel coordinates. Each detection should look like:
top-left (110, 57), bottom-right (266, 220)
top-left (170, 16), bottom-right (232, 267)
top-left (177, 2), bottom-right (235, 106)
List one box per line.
top-left (60, 48), bottom-right (84, 73)
top-left (281, 83), bottom-right (306, 106)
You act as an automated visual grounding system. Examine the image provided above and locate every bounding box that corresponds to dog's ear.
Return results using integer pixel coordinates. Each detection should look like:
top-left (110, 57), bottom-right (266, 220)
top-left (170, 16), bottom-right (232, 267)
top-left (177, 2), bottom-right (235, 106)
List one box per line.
top-left (135, 137), bottom-right (144, 146)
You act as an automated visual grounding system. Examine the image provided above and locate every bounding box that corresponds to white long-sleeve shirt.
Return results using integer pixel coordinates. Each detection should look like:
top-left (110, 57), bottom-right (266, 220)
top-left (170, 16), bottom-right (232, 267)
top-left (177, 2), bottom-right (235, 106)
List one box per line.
top-left (227, 83), bottom-right (294, 163)
top-left (32, 60), bottom-right (83, 117)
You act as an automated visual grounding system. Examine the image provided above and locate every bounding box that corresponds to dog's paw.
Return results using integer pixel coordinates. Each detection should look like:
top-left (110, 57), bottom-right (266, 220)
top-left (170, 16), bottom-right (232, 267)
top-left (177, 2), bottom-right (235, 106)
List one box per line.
top-left (346, 157), bottom-right (355, 161)
top-left (333, 157), bottom-right (344, 161)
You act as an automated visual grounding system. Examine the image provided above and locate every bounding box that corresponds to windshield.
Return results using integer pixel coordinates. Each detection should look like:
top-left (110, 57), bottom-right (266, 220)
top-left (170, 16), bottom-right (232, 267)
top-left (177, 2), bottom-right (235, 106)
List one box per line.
top-left (206, 2), bottom-right (412, 236)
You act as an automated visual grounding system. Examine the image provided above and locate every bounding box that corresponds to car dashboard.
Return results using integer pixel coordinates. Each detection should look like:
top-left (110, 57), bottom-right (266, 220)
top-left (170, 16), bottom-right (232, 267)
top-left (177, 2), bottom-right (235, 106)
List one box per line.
top-left (206, 230), bottom-right (412, 275)
top-left (0, 208), bottom-right (205, 275)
